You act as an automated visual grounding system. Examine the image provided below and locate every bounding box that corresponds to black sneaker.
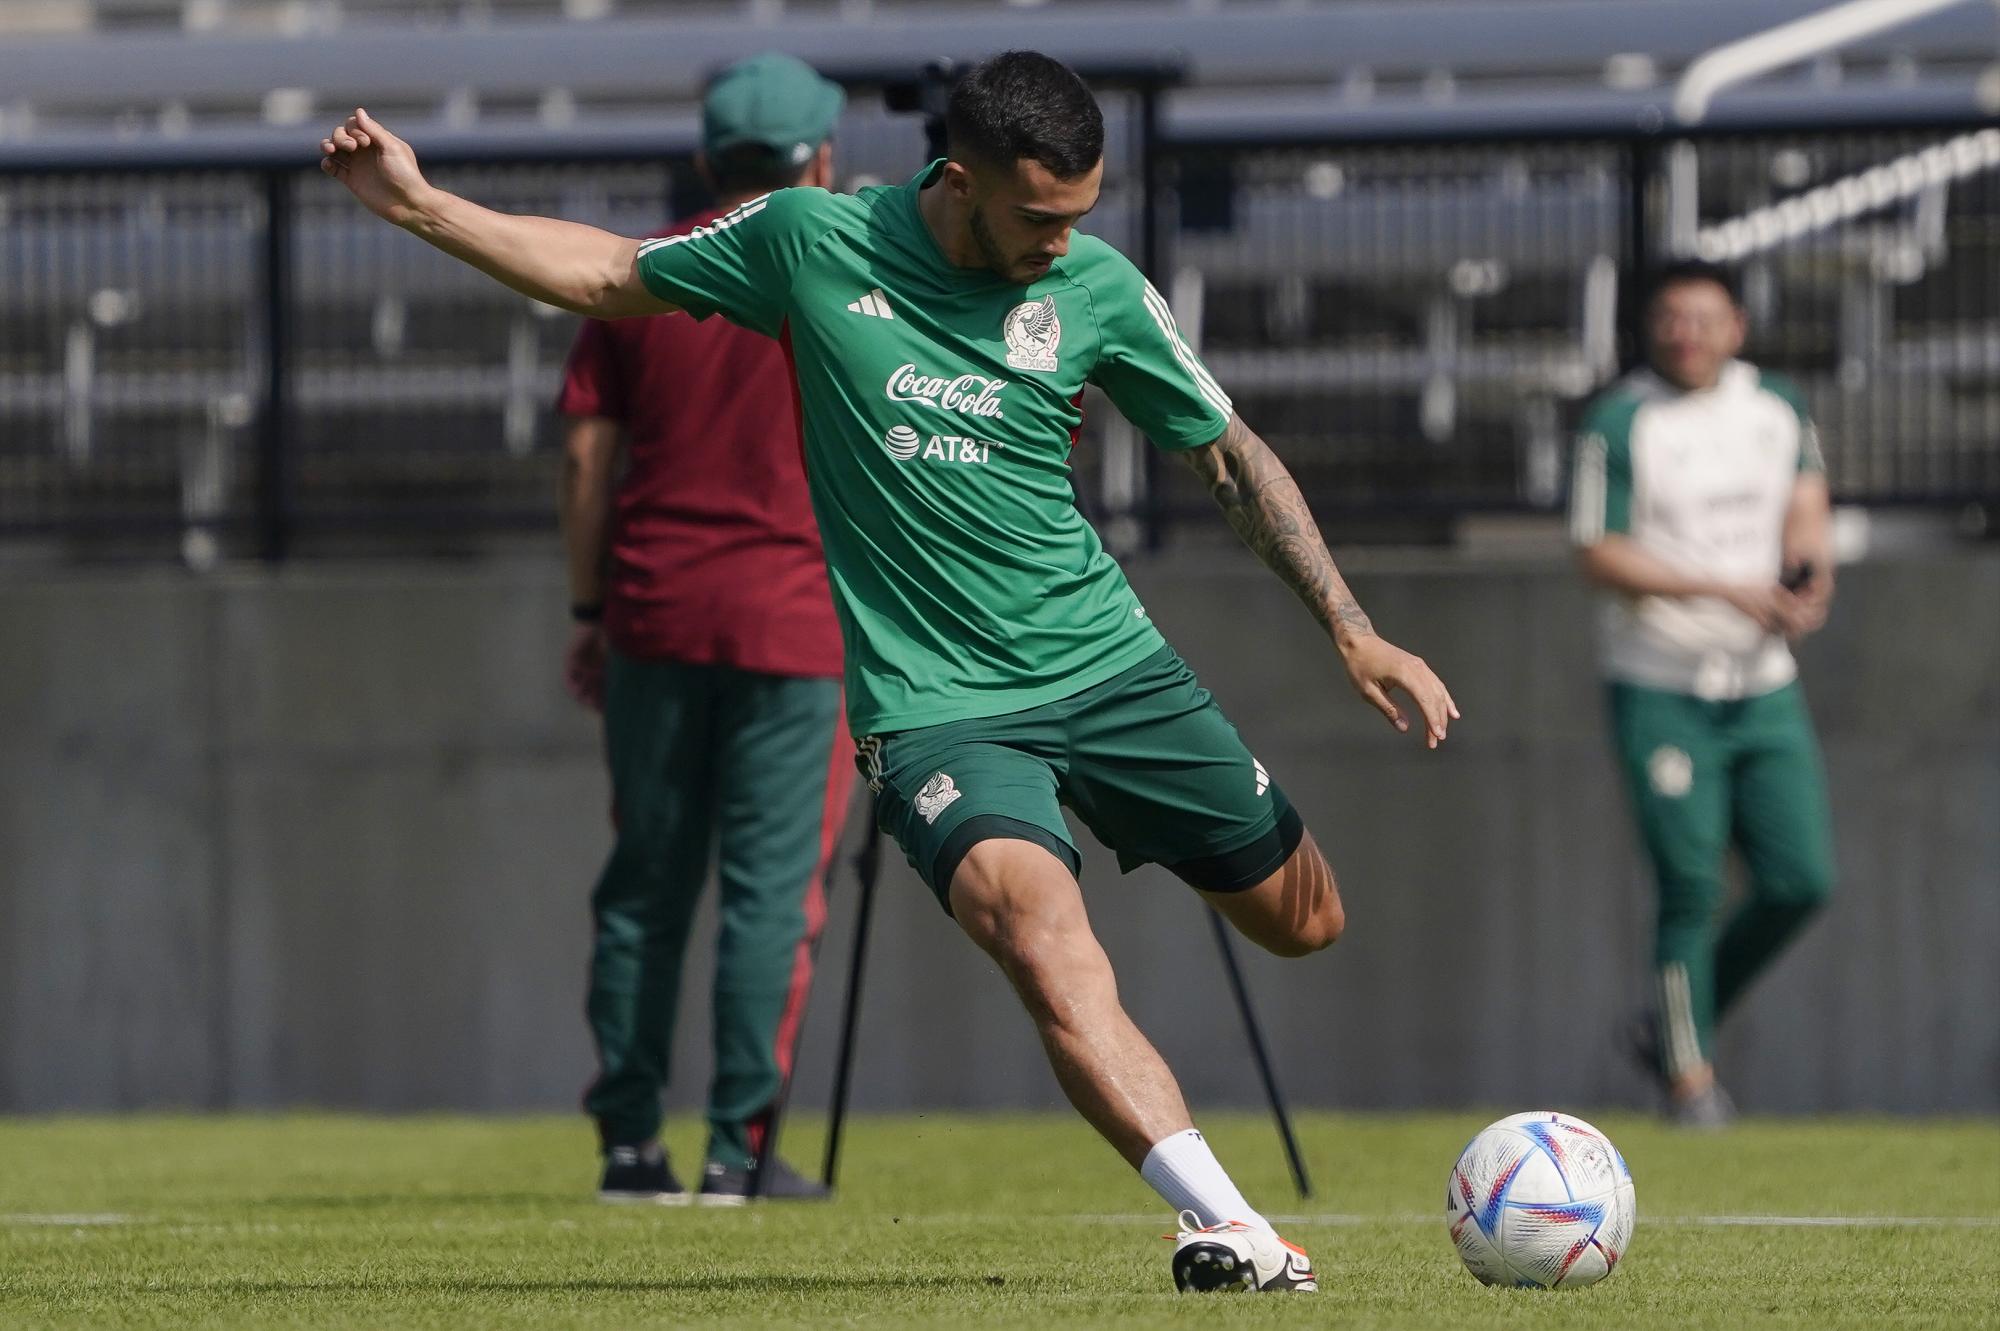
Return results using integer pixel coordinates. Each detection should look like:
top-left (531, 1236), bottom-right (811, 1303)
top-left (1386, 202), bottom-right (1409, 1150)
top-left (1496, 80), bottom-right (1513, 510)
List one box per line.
top-left (598, 1142), bottom-right (689, 1205)
top-left (698, 1156), bottom-right (831, 1206)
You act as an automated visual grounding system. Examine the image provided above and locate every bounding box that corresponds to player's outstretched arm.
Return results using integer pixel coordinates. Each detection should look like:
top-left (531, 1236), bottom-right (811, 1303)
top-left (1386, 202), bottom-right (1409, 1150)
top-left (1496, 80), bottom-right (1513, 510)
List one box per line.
top-left (1183, 414), bottom-right (1459, 748)
top-left (319, 109), bottom-right (674, 320)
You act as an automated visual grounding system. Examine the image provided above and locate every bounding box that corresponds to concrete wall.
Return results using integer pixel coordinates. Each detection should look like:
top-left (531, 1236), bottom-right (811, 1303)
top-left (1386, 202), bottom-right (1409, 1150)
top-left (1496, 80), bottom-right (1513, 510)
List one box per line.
top-left (2, 549), bottom-right (1995, 1118)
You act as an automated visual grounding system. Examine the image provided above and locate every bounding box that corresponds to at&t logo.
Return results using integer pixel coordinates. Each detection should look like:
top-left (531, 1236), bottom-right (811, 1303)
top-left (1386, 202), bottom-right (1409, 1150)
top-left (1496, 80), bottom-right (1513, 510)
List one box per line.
top-left (881, 426), bottom-right (1002, 465)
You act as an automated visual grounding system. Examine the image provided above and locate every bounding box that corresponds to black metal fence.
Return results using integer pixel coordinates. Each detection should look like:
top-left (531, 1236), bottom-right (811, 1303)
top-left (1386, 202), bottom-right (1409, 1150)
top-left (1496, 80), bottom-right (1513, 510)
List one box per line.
top-left (3, 119), bottom-right (1996, 560)
top-left (1153, 122), bottom-right (2000, 523)
top-left (0, 163), bottom-right (681, 561)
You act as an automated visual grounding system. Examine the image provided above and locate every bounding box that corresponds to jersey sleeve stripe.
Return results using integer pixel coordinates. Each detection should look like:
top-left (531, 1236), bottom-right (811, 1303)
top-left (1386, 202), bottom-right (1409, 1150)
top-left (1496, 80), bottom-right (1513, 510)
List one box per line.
top-left (1141, 282), bottom-right (1232, 407)
top-left (1569, 434), bottom-right (1607, 545)
top-left (1800, 421), bottom-right (1826, 472)
top-left (1139, 284), bottom-right (1233, 417)
top-left (635, 197), bottom-right (772, 258)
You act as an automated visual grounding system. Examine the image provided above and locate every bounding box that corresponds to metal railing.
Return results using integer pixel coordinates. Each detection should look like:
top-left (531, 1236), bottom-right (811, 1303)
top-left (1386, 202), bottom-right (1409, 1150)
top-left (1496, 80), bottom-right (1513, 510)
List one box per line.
top-left (1149, 120), bottom-right (2000, 523)
top-left (2, 116), bottom-right (1996, 560)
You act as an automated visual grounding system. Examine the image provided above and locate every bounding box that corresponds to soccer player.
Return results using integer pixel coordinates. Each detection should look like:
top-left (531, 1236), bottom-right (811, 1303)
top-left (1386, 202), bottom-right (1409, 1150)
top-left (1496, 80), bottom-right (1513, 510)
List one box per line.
top-left (558, 54), bottom-right (852, 1205)
top-left (321, 51), bottom-right (1457, 1292)
top-left (1569, 260), bottom-right (1837, 1129)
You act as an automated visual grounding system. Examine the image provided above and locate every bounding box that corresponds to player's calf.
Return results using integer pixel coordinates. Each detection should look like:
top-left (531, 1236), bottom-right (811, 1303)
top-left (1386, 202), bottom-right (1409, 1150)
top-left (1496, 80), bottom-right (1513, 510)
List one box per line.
top-left (949, 836), bottom-right (1201, 1166)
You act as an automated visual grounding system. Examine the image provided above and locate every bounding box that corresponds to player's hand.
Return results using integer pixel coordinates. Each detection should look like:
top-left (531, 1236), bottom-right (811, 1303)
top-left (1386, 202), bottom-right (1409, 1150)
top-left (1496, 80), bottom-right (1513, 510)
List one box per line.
top-left (319, 108), bottom-right (432, 226)
top-left (1787, 586), bottom-right (1830, 639)
top-left (564, 623), bottom-right (608, 713)
top-left (1786, 559), bottom-right (1835, 638)
top-left (1721, 583), bottom-right (1811, 637)
top-left (1340, 634), bottom-right (1459, 749)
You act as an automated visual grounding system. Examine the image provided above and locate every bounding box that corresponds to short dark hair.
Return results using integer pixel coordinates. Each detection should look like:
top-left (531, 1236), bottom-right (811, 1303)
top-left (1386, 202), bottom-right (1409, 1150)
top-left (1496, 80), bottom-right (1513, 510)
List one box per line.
top-left (1645, 258), bottom-right (1741, 308)
top-left (707, 142), bottom-right (813, 196)
top-left (945, 51), bottom-right (1104, 179)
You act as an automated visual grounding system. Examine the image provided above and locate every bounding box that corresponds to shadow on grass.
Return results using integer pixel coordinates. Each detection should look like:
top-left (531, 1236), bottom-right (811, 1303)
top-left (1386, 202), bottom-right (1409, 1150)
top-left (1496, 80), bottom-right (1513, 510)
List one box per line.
top-left (139, 1274), bottom-right (1012, 1296)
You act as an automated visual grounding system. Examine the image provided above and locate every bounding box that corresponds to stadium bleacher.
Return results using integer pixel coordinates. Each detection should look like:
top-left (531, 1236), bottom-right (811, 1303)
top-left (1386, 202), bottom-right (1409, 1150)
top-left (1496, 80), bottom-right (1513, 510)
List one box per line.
top-left (1, 0), bottom-right (1995, 555)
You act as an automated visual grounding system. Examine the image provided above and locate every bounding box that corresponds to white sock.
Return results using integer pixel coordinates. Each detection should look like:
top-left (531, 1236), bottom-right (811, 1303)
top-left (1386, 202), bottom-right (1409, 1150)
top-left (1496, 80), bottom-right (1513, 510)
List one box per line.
top-left (1139, 1128), bottom-right (1270, 1232)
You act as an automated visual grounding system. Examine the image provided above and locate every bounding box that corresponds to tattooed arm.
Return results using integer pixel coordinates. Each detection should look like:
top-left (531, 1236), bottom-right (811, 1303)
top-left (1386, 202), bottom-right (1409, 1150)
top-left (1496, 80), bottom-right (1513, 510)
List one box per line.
top-left (1183, 414), bottom-right (1376, 642)
top-left (1183, 413), bottom-right (1460, 747)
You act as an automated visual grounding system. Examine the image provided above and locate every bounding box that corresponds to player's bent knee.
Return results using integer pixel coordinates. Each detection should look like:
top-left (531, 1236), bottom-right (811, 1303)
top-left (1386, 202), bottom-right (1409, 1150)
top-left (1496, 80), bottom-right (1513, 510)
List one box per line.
top-left (1264, 892), bottom-right (1344, 958)
top-left (1253, 924), bottom-right (1336, 959)
top-left (1208, 835), bottom-right (1347, 958)
top-left (1763, 863), bottom-right (1835, 912)
top-left (1307, 891), bottom-right (1347, 950)
top-left (1283, 839), bottom-right (1346, 952)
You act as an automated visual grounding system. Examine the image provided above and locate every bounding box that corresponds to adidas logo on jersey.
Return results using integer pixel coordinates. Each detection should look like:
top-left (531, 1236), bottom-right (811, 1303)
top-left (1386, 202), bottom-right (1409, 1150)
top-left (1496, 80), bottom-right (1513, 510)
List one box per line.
top-left (846, 289), bottom-right (894, 319)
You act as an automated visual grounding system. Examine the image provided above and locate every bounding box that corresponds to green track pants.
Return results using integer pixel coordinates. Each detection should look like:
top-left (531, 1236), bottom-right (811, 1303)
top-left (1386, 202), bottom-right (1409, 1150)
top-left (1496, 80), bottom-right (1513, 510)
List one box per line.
top-left (584, 653), bottom-right (853, 1169)
top-left (1608, 680), bottom-right (1836, 1079)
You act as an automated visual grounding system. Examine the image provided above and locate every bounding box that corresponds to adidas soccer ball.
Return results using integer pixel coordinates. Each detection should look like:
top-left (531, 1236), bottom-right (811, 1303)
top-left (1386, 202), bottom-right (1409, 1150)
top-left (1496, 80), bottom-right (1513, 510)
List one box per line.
top-left (1445, 1111), bottom-right (1635, 1289)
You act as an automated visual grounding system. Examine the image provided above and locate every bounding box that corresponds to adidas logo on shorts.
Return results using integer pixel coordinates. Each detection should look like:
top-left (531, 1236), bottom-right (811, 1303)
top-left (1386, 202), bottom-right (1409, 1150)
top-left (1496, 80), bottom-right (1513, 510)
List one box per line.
top-left (856, 736), bottom-right (885, 794)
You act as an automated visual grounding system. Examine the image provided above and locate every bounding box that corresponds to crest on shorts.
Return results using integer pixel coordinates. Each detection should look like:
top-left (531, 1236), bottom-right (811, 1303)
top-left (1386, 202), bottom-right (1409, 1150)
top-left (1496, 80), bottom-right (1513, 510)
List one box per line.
top-left (1003, 295), bottom-right (1061, 372)
top-left (915, 771), bottom-right (962, 825)
top-left (1648, 746), bottom-right (1693, 799)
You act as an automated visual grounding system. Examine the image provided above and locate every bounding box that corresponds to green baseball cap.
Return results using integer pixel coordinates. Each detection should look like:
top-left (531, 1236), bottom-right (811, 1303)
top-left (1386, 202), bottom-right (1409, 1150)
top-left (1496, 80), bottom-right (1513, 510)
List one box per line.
top-left (702, 53), bottom-right (845, 166)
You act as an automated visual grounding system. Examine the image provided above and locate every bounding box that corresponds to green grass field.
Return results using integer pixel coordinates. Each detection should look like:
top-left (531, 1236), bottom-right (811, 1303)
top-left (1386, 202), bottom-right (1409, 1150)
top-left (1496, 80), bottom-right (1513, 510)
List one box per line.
top-left (2, 1112), bottom-right (1995, 1329)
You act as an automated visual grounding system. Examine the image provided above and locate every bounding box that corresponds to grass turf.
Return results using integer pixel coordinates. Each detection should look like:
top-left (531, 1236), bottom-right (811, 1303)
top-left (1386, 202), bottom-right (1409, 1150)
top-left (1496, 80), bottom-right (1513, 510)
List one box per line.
top-left (0, 1112), bottom-right (1994, 1329)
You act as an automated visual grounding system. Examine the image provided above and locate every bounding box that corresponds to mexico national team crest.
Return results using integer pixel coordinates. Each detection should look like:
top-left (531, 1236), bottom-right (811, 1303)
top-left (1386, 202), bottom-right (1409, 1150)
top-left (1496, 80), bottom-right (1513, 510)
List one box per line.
top-left (914, 771), bottom-right (962, 825)
top-left (1648, 745), bottom-right (1694, 799)
top-left (1003, 295), bottom-right (1061, 372)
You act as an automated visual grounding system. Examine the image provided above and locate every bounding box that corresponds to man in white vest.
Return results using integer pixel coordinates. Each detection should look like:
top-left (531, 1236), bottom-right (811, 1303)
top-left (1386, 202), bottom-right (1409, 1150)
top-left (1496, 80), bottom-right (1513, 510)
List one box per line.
top-left (1570, 260), bottom-right (1837, 1128)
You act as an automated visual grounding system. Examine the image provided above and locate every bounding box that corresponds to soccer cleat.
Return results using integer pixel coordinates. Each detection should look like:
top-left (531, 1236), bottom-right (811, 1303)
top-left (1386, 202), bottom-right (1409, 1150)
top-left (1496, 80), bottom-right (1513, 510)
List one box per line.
top-left (1169, 1213), bottom-right (1317, 1293)
top-left (598, 1142), bottom-right (688, 1205)
top-left (698, 1156), bottom-right (831, 1206)
top-left (1668, 1081), bottom-right (1739, 1131)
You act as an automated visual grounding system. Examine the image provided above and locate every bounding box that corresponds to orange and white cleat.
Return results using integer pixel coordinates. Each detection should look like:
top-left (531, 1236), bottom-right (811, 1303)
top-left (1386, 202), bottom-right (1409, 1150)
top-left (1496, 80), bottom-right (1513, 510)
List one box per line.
top-left (1169, 1212), bottom-right (1318, 1293)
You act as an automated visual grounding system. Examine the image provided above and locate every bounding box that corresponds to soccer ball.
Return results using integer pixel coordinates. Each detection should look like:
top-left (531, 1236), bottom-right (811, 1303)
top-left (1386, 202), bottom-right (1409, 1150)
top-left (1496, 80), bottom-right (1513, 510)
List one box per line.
top-left (1444, 1111), bottom-right (1636, 1289)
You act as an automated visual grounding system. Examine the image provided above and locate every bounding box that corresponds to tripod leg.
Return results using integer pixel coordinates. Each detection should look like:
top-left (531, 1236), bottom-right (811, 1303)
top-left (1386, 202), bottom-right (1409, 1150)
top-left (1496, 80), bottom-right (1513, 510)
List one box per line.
top-left (1207, 908), bottom-right (1313, 1199)
top-left (820, 828), bottom-right (883, 1190)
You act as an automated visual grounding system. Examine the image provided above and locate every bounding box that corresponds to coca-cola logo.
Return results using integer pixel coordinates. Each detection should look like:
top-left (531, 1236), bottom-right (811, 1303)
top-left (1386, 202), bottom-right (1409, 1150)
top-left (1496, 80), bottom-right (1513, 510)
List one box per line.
top-left (884, 364), bottom-right (1007, 419)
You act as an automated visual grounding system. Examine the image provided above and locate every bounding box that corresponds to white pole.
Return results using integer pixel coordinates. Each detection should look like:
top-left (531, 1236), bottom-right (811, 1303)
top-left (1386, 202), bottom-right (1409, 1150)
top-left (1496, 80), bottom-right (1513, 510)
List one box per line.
top-left (1674, 0), bottom-right (1972, 125)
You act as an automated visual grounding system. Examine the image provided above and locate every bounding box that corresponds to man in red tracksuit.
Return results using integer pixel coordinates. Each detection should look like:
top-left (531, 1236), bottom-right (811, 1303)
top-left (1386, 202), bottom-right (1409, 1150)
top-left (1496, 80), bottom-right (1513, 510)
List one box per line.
top-left (556, 53), bottom-right (852, 1205)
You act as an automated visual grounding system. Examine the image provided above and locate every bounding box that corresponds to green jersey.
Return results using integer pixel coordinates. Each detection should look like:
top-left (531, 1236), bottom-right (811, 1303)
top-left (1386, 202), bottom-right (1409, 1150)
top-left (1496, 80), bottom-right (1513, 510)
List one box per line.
top-left (635, 162), bottom-right (1233, 734)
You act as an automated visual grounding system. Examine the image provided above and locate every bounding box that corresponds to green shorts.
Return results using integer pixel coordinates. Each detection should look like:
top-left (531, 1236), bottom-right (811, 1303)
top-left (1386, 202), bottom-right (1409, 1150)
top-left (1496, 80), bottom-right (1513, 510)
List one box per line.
top-left (857, 646), bottom-right (1303, 912)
